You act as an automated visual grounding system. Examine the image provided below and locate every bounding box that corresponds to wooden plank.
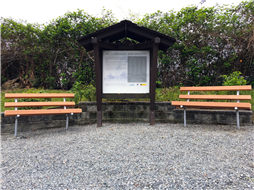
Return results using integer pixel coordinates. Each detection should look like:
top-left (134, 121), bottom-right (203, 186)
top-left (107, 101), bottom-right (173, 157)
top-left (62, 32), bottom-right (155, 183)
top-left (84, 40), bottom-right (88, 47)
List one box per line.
top-left (98, 41), bottom-right (153, 50)
top-left (180, 85), bottom-right (252, 91)
top-left (171, 101), bottom-right (251, 109)
top-left (5, 93), bottom-right (75, 99)
top-left (117, 42), bottom-right (154, 50)
top-left (4, 109), bottom-right (82, 117)
top-left (102, 94), bottom-right (150, 99)
top-left (179, 95), bottom-right (251, 100)
top-left (5, 102), bottom-right (75, 108)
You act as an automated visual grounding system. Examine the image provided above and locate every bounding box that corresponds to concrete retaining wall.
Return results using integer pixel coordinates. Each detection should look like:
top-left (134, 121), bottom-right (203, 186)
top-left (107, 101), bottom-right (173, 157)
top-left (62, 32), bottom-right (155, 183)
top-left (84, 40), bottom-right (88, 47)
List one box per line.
top-left (1, 101), bottom-right (253, 133)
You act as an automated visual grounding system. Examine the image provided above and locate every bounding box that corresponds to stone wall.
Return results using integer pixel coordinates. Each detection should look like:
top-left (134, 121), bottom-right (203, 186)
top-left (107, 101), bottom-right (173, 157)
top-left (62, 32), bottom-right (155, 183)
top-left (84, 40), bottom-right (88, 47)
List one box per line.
top-left (1, 101), bottom-right (253, 133)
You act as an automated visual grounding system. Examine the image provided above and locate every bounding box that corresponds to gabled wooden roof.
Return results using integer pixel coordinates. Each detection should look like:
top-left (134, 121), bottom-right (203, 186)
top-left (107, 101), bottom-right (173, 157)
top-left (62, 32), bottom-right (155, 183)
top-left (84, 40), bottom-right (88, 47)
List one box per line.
top-left (77, 20), bottom-right (176, 52)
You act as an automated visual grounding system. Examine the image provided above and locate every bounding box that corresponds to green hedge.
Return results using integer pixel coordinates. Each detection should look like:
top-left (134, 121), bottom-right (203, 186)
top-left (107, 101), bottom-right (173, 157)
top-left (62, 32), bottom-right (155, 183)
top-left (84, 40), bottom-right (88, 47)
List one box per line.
top-left (1, 1), bottom-right (254, 89)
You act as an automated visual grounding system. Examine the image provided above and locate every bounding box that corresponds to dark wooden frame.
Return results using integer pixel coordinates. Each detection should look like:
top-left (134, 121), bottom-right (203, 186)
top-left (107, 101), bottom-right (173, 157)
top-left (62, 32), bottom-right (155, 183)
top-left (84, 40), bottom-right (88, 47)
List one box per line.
top-left (78, 20), bottom-right (176, 127)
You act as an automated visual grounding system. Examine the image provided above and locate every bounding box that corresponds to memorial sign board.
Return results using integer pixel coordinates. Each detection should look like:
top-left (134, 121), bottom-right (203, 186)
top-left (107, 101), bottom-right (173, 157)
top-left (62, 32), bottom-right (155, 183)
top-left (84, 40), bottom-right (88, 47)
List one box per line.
top-left (77, 20), bottom-right (176, 127)
top-left (103, 50), bottom-right (150, 94)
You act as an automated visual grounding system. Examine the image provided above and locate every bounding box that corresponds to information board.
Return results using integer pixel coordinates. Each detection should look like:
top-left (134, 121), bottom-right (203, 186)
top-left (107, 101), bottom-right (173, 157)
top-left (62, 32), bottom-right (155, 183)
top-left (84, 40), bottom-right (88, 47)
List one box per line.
top-left (103, 50), bottom-right (150, 94)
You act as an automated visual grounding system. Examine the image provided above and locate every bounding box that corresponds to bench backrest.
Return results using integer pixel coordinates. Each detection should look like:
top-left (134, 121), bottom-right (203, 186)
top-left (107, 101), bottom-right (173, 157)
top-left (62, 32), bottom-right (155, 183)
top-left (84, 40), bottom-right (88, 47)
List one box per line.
top-left (5, 93), bottom-right (75, 109)
top-left (179, 85), bottom-right (252, 101)
top-left (5, 93), bottom-right (75, 99)
top-left (180, 85), bottom-right (252, 91)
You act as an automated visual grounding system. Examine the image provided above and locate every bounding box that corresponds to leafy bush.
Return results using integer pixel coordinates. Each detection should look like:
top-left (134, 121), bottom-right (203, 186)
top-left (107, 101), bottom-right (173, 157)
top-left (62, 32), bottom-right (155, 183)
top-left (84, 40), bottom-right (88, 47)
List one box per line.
top-left (156, 86), bottom-right (181, 102)
top-left (1, 10), bottom-right (116, 89)
top-left (83, 84), bottom-right (96, 101)
top-left (1, 1), bottom-right (254, 89)
top-left (139, 1), bottom-right (254, 87)
top-left (221, 71), bottom-right (247, 86)
top-left (70, 82), bottom-right (96, 104)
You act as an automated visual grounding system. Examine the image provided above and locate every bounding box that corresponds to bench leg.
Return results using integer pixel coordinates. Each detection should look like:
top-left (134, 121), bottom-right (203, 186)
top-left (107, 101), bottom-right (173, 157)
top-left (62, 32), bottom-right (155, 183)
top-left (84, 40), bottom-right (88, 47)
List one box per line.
top-left (66, 113), bottom-right (73, 130)
top-left (236, 109), bottom-right (240, 129)
top-left (184, 108), bottom-right (186, 127)
top-left (14, 115), bottom-right (20, 138)
top-left (66, 114), bottom-right (69, 130)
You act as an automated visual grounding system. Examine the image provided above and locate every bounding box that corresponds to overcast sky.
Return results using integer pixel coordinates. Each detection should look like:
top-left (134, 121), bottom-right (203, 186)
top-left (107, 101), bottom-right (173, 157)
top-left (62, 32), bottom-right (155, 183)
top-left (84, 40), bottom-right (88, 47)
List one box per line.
top-left (0, 0), bottom-right (246, 25)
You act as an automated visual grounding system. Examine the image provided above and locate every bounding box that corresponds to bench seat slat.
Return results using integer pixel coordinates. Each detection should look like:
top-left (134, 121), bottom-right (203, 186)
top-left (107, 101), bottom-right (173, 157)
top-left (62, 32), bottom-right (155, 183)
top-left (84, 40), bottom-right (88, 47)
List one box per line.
top-left (179, 95), bottom-right (251, 100)
top-left (171, 101), bottom-right (251, 109)
top-left (4, 109), bottom-right (82, 117)
top-left (5, 102), bottom-right (75, 108)
top-left (180, 85), bottom-right (252, 91)
top-left (5, 93), bottom-right (75, 99)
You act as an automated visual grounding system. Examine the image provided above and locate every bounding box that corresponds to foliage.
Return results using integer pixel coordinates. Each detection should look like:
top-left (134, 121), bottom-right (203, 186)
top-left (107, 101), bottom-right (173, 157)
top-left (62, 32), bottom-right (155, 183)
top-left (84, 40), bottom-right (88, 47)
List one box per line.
top-left (70, 82), bottom-right (84, 105)
top-left (156, 86), bottom-right (181, 101)
top-left (70, 82), bottom-right (96, 104)
top-left (83, 84), bottom-right (96, 101)
top-left (138, 0), bottom-right (254, 87)
top-left (1, 1), bottom-right (254, 89)
top-left (221, 71), bottom-right (247, 86)
top-left (1, 10), bottom-right (116, 89)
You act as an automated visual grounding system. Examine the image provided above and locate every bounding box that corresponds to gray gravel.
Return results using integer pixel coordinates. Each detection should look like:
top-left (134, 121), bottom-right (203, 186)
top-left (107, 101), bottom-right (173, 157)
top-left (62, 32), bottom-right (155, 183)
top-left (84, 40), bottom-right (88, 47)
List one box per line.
top-left (1, 123), bottom-right (254, 189)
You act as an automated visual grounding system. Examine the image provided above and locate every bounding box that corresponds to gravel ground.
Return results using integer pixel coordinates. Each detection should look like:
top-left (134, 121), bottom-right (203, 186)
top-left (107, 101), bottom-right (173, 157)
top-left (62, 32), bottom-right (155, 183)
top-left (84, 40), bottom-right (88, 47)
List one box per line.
top-left (1, 123), bottom-right (254, 189)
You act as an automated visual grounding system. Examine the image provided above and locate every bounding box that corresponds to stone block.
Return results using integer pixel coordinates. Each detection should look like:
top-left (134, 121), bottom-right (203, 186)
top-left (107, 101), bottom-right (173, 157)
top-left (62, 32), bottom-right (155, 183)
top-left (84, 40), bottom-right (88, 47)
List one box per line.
top-left (167, 112), bottom-right (175, 120)
top-left (79, 114), bottom-right (91, 125)
top-left (118, 104), bottom-right (128, 111)
top-left (78, 102), bottom-right (96, 112)
top-left (102, 105), bottom-right (113, 111)
top-left (119, 111), bottom-right (128, 118)
top-left (112, 105), bottom-right (119, 112)
top-left (1, 116), bottom-right (10, 123)
top-left (142, 104), bottom-right (149, 111)
top-left (1, 123), bottom-right (14, 133)
top-left (87, 105), bottom-right (97, 112)
top-left (158, 105), bottom-right (167, 113)
top-left (127, 104), bottom-right (136, 111)
top-left (241, 112), bottom-right (253, 125)
top-left (136, 111), bottom-right (149, 119)
top-left (174, 110), bottom-right (183, 120)
top-left (29, 115), bottom-right (52, 122)
top-left (89, 112), bottom-right (97, 119)
top-left (155, 110), bottom-right (167, 120)
top-left (80, 105), bottom-right (87, 112)
top-left (69, 118), bottom-right (79, 126)
top-left (167, 104), bottom-right (175, 112)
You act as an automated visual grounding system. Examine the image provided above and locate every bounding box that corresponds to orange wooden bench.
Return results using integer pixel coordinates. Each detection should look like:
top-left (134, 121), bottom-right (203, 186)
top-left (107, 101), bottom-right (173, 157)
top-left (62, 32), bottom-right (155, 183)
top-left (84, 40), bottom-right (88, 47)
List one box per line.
top-left (4, 93), bottom-right (82, 137)
top-left (171, 85), bottom-right (252, 129)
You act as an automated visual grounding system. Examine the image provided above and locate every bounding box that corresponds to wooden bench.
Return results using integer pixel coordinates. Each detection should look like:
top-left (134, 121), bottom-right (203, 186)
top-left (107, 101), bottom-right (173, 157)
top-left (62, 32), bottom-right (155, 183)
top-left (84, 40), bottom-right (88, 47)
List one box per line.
top-left (171, 85), bottom-right (252, 129)
top-left (4, 93), bottom-right (82, 137)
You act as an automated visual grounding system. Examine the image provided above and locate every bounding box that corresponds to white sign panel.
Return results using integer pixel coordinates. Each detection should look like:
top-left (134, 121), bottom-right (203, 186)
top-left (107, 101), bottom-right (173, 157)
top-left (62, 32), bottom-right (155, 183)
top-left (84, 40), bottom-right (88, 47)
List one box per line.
top-left (103, 50), bottom-right (150, 94)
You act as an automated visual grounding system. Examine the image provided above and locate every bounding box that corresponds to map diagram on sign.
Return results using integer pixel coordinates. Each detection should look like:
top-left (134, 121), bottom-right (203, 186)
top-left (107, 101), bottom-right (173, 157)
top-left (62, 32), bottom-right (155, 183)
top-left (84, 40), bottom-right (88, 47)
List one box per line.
top-left (103, 56), bottom-right (127, 83)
